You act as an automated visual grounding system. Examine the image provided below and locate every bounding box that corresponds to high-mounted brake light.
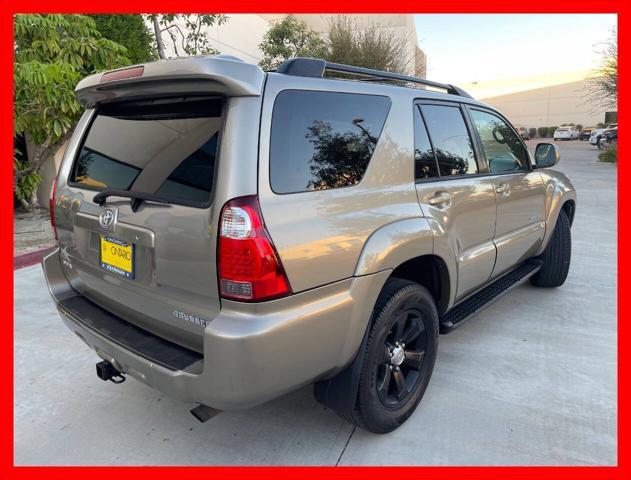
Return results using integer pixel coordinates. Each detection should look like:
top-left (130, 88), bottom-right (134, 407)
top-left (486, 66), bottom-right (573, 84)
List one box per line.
top-left (100, 66), bottom-right (144, 83)
top-left (50, 177), bottom-right (58, 241)
top-left (218, 196), bottom-right (291, 301)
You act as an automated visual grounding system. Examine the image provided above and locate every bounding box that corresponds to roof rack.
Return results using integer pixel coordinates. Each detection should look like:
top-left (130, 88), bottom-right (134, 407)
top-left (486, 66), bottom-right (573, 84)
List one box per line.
top-left (275, 57), bottom-right (473, 99)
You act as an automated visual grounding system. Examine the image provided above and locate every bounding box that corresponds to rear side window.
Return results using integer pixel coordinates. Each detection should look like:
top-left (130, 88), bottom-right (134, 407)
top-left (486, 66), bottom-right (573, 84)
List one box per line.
top-left (420, 104), bottom-right (478, 176)
top-left (270, 90), bottom-right (391, 194)
top-left (70, 97), bottom-right (223, 206)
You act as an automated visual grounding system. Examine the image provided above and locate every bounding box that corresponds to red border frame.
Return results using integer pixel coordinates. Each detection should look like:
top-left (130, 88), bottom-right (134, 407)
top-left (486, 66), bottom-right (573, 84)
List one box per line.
top-left (3, 2), bottom-right (627, 478)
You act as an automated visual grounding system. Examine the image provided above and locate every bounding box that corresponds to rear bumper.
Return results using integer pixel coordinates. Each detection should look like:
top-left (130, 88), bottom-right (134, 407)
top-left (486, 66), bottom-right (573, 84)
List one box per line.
top-left (43, 248), bottom-right (389, 410)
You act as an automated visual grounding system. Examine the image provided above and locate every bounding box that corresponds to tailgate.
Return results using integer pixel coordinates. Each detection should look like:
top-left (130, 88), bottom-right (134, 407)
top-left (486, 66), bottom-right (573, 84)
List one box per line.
top-left (55, 97), bottom-right (224, 352)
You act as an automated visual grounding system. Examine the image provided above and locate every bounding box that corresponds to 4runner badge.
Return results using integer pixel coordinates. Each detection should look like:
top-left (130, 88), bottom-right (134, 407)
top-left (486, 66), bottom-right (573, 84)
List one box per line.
top-left (173, 310), bottom-right (209, 327)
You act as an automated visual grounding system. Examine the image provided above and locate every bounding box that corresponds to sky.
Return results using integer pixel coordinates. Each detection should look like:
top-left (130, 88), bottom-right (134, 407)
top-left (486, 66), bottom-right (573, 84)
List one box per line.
top-left (413, 14), bottom-right (617, 90)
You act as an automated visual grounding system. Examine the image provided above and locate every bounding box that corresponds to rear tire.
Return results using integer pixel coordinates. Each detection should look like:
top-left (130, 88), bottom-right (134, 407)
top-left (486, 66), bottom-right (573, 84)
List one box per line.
top-left (348, 278), bottom-right (439, 433)
top-left (530, 209), bottom-right (571, 287)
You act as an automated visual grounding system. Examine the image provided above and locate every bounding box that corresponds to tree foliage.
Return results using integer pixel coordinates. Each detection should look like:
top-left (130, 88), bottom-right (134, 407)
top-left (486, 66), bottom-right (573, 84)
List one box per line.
top-left (258, 15), bottom-right (412, 74)
top-left (147, 14), bottom-right (228, 59)
top-left (326, 16), bottom-right (410, 73)
top-left (598, 144), bottom-right (617, 163)
top-left (258, 15), bottom-right (328, 70)
top-left (586, 27), bottom-right (617, 112)
top-left (14, 14), bottom-right (129, 206)
top-left (305, 120), bottom-right (376, 190)
top-left (91, 14), bottom-right (156, 64)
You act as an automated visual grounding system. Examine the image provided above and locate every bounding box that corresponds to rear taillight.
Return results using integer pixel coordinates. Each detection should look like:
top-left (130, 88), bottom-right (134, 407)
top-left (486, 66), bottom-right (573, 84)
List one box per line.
top-left (50, 177), bottom-right (58, 240)
top-left (218, 196), bottom-right (291, 301)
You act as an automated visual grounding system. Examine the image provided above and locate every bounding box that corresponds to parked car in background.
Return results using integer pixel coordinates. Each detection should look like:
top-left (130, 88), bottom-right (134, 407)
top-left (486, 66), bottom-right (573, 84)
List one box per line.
top-left (598, 126), bottom-right (618, 150)
top-left (42, 55), bottom-right (577, 434)
top-left (579, 128), bottom-right (593, 141)
top-left (516, 126), bottom-right (530, 140)
top-left (590, 128), bottom-right (605, 145)
top-left (554, 126), bottom-right (579, 140)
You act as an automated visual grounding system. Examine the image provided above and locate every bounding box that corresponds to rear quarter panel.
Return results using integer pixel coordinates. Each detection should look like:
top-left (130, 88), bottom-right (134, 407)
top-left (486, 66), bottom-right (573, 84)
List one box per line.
top-left (257, 75), bottom-right (424, 293)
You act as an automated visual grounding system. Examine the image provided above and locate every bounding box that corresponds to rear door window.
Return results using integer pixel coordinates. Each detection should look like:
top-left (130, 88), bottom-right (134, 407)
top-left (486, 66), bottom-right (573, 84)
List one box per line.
top-left (70, 97), bottom-right (223, 206)
top-left (414, 105), bottom-right (439, 180)
top-left (270, 90), bottom-right (391, 194)
top-left (420, 104), bottom-right (478, 177)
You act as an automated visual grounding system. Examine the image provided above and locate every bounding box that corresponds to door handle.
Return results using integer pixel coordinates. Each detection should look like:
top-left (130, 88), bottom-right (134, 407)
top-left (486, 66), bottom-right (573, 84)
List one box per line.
top-left (428, 192), bottom-right (451, 207)
top-left (495, 183), bottom-right (510, 195)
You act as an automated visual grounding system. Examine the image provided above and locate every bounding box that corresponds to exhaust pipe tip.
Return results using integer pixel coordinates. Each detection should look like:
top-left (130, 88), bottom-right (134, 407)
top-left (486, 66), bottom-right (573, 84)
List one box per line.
top-left (96, 360), bottom-right (126, 384)
top-left (190, 404), bottom-right (221, 423)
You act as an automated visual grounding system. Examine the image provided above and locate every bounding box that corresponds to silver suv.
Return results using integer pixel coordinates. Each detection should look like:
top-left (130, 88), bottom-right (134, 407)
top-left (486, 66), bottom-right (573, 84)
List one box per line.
top-left (43, 56), bottom-right (576, 433)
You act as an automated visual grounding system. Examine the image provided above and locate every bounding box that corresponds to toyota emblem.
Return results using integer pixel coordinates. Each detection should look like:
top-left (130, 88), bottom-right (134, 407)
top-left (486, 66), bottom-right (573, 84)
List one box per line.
top-left (99, 208), bottom-right (116, 229)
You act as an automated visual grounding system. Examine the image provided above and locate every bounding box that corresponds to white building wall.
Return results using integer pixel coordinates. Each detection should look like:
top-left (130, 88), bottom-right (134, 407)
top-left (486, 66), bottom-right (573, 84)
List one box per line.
top-left (147, 14), bottom-right (424, 75)
top-left (480, 79), bottom-right (611, 129)
top-left (148, 14), bottom-right (270, 64)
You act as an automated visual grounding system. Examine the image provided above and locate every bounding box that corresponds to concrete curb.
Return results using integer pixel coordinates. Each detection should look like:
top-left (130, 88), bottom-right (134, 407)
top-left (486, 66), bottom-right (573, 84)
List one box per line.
top-left (14, 245), bottom-right (56, 271)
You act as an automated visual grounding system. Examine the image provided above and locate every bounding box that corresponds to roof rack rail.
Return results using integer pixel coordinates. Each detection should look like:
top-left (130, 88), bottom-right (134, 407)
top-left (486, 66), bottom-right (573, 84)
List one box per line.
top-left (275, 57), bottom-right (473, 99)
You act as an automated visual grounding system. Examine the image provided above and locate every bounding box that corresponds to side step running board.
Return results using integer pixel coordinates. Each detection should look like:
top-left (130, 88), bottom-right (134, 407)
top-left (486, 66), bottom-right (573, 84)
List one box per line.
top-left (440, 260), bottom-right (543, 334)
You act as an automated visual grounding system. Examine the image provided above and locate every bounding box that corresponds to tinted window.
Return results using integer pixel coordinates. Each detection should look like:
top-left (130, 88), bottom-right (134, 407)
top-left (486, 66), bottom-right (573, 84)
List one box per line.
top-left (414, 105), bottom-right (438, 180)
top-left (470, 109), bottom-right (528, 173)
top-left (70, 98), bottom-right (223, 205)
top-left (270, 90), bottom-right (391, 194)
top-left (74, 148), bottom-right (139, 190)
top-left (421, 105), bottom-right (477, 176)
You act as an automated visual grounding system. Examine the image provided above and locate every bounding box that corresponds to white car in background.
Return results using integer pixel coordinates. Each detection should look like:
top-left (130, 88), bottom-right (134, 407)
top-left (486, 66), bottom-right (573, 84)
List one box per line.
top-left (589, 128), bottom-right (605, 145)
top-left (554, 126), bottom-right (579, 140)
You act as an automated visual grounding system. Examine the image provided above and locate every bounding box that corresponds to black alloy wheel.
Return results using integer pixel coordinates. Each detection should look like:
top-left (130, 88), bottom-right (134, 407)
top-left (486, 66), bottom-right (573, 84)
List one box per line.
top-left (376, 309), bottom-right (427, 407)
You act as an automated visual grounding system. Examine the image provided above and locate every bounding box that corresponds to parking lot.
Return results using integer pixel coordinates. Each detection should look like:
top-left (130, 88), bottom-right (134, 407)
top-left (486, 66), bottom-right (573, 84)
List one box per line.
top-left (13, 139), bottom-right (616, 466)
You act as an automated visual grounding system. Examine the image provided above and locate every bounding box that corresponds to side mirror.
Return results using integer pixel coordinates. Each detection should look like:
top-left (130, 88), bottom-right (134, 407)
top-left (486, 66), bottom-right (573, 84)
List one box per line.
top-left (534, 143), bottom-right (560, 168)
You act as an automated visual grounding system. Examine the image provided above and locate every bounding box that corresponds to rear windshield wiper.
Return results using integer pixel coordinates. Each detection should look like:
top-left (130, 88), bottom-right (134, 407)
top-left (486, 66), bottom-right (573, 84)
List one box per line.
top-left (93, 188), bottom-right (172, 212)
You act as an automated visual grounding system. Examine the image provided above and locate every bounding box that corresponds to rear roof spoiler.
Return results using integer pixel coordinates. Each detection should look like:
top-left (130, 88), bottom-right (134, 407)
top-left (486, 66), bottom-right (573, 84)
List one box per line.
top-left (75, 55), bottom-right (265, 108)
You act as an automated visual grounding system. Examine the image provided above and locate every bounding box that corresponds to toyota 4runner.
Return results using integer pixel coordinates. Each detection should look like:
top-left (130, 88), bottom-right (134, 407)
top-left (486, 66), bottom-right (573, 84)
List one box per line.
top-left (43, 56), bottom-right (576, 433)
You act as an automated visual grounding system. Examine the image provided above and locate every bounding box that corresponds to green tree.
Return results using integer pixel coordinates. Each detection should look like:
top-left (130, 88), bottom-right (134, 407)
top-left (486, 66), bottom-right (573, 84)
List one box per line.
top-left (326, 15), bottom-right (410, 73)
top-left (147, 14), bottom-right (228, 59)
top-left (91, 14), bottom-right (156, 64)
top-left (258, 15), bottom-right (328, 70)
top-left (14, 14), bottom-right (129, 208)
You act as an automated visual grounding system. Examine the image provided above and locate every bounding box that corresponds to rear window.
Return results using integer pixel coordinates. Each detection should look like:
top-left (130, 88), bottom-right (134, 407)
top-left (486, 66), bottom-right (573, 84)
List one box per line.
top-left (269, 90), bottom-right (391, 194)
top-left (70, 97), bottom-right (223, 206)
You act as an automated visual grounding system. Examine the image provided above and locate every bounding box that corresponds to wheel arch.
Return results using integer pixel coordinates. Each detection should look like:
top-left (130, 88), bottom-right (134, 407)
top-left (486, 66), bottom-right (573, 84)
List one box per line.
top-left (390, 254), bottom-right (451, 316)
top-left (562, 199), bottom-right (576, 227)
top-left (537, 171), bottom-right (577, 256)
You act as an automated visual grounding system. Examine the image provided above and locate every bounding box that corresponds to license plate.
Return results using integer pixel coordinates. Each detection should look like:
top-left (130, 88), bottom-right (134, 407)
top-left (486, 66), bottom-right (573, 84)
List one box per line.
top-left (100, 236), bottom-right (134, 279)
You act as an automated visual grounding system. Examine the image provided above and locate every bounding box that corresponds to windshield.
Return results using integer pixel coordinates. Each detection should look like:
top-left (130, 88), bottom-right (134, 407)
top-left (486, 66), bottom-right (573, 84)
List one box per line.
top-left (70, 97), bottom-right (224, 207)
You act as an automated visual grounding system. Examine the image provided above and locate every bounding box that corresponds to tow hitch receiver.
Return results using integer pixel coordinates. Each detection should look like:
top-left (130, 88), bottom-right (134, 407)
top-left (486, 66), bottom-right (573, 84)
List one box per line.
top-left (96, 360), bottom-right (126, 384)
